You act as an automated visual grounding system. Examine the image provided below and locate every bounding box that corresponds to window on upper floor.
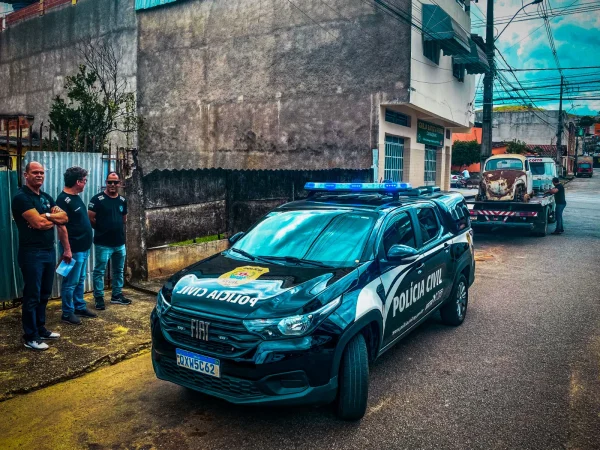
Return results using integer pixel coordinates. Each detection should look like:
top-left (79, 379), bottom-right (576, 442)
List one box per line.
top-left (453, 60), bottom-right (465, 82)
top-left (423, 40), bottom-right (441, 65)
top-left (385, 109), bottom-right (411, 128)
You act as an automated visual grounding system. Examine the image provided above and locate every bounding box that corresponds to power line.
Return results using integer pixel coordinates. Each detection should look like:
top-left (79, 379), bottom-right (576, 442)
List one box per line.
top-left (498, 66), bottom-right (600, 72)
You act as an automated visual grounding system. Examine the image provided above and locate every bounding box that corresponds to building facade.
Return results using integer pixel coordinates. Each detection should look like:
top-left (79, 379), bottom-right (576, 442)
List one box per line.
top-left (1, 0), bottom-right (482, 189)
top-left (136, 0), bottom-right (482, 189)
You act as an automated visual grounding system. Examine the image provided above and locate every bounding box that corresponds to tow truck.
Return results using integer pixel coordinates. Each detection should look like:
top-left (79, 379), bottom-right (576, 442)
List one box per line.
top-left (468, 154), bottom-right (556, 237)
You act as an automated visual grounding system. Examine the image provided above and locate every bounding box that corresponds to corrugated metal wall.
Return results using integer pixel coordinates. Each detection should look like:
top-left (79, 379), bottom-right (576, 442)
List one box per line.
top-left (0, 170), bottom-right (23, 302)
top-left (24, 152), bottom-right (104, 298)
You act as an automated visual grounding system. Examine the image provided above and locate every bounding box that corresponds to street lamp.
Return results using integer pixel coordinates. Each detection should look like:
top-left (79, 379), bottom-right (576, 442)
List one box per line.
top-left (495, 0), bottom-right (544, 42)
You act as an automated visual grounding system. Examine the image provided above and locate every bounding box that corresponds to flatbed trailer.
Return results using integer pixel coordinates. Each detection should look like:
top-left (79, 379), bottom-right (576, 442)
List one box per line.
top-left (467, 193), bottom-right (556, 237)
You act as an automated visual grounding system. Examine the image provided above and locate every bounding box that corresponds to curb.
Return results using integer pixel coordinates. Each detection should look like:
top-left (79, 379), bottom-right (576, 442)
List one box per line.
top-left (0, 343), bottom-right (151, 403)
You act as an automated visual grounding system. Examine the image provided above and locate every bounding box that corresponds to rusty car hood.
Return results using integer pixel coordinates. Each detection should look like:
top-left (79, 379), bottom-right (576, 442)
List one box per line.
top-left (482, 170), bottom-right (527, 201)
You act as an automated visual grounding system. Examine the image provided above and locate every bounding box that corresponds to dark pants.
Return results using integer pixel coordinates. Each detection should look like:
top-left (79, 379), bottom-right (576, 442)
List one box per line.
top-left (18, 248), bottom-right (56, 341)
top-left (555, 203), bottom-right (566, 232)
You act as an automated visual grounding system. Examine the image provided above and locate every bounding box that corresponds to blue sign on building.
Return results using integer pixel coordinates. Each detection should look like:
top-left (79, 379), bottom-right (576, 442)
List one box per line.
top-left (135, 0), bottom-right (179, 10)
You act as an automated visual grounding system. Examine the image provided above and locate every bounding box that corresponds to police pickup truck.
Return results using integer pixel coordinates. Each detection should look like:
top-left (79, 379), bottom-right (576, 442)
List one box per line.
top-left (151, 183), bottom-right (475, 420)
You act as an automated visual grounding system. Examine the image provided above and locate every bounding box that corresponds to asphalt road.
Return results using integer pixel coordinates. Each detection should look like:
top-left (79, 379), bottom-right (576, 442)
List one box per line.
top-left (1, 177), bottom-right (599, 450)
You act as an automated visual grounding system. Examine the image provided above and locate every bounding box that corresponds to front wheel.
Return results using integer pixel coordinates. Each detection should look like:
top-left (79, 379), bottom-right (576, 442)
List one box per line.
top-left (336, 333), bottom-right (369, 421)
top-left (441, 275), bottom-right (468, 326)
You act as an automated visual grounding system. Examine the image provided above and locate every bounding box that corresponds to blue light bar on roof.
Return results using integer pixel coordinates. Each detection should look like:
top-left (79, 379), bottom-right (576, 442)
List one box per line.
top-left (304, 182), bottom-right (413, 192)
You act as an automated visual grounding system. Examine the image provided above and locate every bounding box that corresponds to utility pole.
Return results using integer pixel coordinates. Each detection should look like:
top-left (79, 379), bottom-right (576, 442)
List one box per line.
top-left (480, 0), bottom-right (495, 173)
top-left (556, 75), bottom-right (564, 174)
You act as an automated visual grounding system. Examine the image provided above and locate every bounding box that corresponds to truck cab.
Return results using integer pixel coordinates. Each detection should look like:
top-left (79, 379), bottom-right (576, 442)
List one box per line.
top-left (478, 154), bottom-right (533, 202)
top-left (527, 157), bottom-right (558, 192)
top-left (576, 157), bottom-right (594, 177)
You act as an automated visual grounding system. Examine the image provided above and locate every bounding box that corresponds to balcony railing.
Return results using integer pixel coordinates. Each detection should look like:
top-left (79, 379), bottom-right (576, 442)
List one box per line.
top-left (3, 0), bottom-right (74, 30)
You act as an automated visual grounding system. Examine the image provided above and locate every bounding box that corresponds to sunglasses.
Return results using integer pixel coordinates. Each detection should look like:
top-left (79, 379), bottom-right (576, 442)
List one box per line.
top-left (106, 181), bottom-right (120, 185)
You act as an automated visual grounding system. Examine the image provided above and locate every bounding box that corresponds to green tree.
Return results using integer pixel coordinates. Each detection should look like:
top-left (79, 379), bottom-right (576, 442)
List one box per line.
top-left (451, 140), bottom-right (481, 167)
top-left (48, 40), bottom-right (140, 152)
top-left (506, 139), bottom-right (528, 154)
top-left (577, 116), bottom-right (595, 128)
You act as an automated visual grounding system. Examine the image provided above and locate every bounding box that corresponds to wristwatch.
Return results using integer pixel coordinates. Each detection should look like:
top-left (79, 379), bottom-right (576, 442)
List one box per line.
top-left (45, 212), bottom-right (51, 219)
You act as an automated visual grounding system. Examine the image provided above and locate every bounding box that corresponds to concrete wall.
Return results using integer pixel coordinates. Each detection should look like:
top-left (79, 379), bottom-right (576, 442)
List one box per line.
top-left (409, 0), bottom-right (475, 128)
top-left (0, 0), bottom-right (137, 146)
top-left (147, 239), bottom-right (229, 279)
top-left (137, 0), bottom-right (412, 173)
top-left (475, 110), bottom-right (565, 145)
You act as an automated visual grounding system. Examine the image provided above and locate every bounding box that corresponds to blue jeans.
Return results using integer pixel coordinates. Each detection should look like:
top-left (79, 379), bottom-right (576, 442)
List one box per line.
top-left (60, 249), bottom-right (89, 315)
top-left (93, 244), bottom-right (126, 298)
top-left (18, 249), bottom-right (56, 341)
top-left (555, 203), bottom-right (566, 232)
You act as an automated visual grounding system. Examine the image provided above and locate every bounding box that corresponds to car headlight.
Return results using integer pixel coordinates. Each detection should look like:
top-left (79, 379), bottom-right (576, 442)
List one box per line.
top-left (243, 297), bottom-right (341, 340)
top-left (156, 289), bottom-right (171, 316)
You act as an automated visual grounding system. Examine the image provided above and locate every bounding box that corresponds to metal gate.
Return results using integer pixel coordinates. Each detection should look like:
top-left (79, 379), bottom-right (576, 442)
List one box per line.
top-left (384, 135), bottom-right (404, 182)
top-left (0, 170), bottom-right (23, 303)
top-left (424, 145), bottom-right (438, 186)
top-left (24, 151), bottom-right (104, 298)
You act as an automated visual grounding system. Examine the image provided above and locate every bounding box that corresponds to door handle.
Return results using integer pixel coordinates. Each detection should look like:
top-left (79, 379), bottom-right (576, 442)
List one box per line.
top-left (416, 263), bottom-right (424, 274)
top-left (444, 242), bottom-right (450, 253)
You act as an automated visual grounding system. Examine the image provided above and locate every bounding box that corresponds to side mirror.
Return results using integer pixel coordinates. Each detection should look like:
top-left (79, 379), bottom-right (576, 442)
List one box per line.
top-left (387, 245), bottom-right (419, 262)
top-left (228, 232), bottom-right (245, 245)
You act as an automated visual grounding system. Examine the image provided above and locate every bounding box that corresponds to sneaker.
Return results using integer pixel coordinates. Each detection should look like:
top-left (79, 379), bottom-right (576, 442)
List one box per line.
top-left (75, 308), bottom-right (98, 318)
top-left (62, 313), bottom-right (82, 325)
top-left (24, 340), bottom-right (49, 351)
top-left (39, 330), bottom-right (60, 340)
top-left (94, 297), bottom-right (106, 311)
top-left (551, 231), bottom-right (561, 235)
top-left (111, 294), bottom-right (132, 305)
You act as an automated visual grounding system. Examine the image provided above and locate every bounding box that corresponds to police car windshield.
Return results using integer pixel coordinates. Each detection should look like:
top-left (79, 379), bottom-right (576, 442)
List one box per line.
top-left (232, 210), bottom-right (376, 267)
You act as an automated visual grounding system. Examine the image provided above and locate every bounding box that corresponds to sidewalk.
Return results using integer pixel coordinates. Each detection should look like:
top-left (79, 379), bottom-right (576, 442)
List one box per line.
top-left (0, 288), bottom-right (156, 402)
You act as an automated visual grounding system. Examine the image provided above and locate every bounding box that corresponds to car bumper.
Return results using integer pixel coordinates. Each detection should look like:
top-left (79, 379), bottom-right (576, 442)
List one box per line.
top-left (151, 309), bottom-right (339, 406)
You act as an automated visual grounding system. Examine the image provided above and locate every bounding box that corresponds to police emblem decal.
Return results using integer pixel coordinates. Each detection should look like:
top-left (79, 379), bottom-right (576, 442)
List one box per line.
top-left (217, 266), bottom-right (270, 287)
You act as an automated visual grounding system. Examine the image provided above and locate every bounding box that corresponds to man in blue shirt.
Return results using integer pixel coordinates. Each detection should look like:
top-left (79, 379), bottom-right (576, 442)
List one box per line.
top-left (546, 177), bottom-right (566, 235)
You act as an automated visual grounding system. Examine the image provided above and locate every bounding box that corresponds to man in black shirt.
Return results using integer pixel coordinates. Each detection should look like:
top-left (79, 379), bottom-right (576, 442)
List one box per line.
top-left (88, 172), bottom-right (131, 310)
top-left (11, 161), bottom-right (68, 351)
top-left (546, 177), bottom-right (566, 235)
top-left (56, 167), bottom-right (96, 325)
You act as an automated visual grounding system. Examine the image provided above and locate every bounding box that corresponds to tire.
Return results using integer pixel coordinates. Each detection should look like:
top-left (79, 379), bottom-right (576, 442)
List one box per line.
top-left (336, 333), bottom-right (369, 421)
top-left (532, 207), bottom-right (548, 237)
top-left (440, 275), bottom-right (468, 326)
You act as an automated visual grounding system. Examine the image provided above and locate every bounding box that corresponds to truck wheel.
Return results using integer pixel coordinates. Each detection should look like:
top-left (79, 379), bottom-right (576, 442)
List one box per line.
top-left (532, 207), bottom-right (548, 237)
top-left (440, 275), bottom-right (468, 326)
top-left (336, 333), bottom-right (369, 421)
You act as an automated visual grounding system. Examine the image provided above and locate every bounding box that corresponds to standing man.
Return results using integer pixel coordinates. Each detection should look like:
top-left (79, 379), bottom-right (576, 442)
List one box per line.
top-left (88, 172), bottom-right (131, 310)
top-left (462, 166), bottom-right (470, 181)
top-left (11, 162), bottom-right (68, 350)
top-left (547, 177), bottom-right (566, 235)
top-left (56, 167), bottom-right (97, 325)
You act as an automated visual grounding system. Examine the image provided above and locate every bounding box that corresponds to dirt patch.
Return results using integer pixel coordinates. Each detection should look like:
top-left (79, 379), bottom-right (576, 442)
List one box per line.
top-left (0, 288), bottom-right (155, 402)
top-left (474, 250), bottom-right (495, 262)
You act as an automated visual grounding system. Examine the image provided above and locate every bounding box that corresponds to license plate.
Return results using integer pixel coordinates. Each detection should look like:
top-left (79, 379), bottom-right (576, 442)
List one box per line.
top-left (176, 348), bottom-right (220, 378)
top-left (471, 216), bottom-right (478, 221)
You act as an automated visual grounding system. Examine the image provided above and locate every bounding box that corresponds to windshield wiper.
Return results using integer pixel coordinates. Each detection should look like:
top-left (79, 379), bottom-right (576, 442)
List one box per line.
top-left (229, 248), bottom-right (273, 264)
top-left (262, 256), bottom-right (335, 269)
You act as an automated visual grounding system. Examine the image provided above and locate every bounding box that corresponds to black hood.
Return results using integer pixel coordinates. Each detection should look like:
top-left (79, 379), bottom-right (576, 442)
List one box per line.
top-left (162, 253), bottom-right (356, 319)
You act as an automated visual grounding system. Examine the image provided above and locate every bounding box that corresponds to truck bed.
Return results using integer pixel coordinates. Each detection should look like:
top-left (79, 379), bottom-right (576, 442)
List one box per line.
top-left (467, 194), bottom-right (555, 234)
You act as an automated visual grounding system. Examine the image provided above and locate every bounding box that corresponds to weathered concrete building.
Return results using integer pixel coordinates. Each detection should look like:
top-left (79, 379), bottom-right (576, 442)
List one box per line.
top-left (474, 109), bottom-right (569, 146)
top-left (0, 0), bottom-right (137, 147)
top-left (136, 0), bottom-right (482, 188)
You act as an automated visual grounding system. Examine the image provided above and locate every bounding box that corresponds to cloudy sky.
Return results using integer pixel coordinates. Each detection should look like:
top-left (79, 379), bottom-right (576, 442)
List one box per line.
top-left (472, 0), bottom-right (600, 116)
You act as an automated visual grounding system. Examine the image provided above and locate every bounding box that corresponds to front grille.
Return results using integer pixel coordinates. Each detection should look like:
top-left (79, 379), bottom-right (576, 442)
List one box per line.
top-left (160, 307), bottom-right (261, 357)
top-left (157, 357), bottom-right (263, 399)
